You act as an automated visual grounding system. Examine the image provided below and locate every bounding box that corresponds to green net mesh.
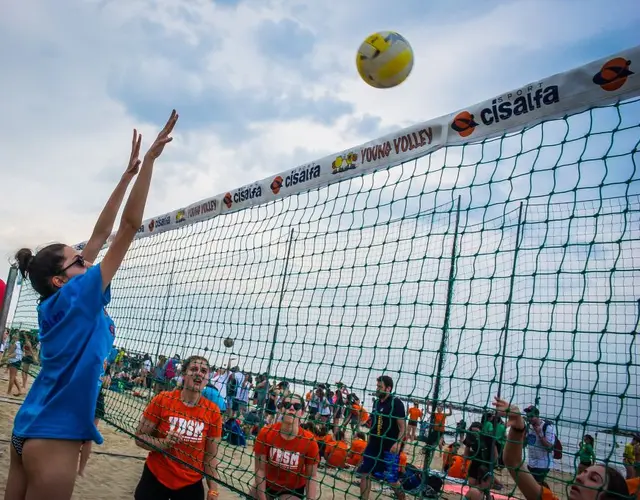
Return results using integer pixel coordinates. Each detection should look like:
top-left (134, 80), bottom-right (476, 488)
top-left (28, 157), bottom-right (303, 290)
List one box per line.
top-left (6, 96), bottom-right (640, 499)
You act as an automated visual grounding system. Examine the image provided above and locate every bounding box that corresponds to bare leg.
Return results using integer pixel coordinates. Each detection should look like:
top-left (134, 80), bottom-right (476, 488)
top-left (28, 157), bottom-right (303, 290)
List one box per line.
top-left (22, 439), bottom-right (82, 500)
top-left (360, 475), bottom-right (372, 500)
top-left (21, 364), bottom-right (31, 391)
top-left (4, 444), bottom-right (28, 500)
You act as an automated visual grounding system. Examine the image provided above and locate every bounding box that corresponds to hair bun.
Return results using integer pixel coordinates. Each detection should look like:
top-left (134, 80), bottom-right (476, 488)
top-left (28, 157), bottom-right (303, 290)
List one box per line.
top-left (15, 248), bottom-right (34, 278)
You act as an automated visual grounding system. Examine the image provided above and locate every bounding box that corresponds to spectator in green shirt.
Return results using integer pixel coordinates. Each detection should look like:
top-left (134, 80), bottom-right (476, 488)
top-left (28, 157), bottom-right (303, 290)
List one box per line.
top-left (578, 434), bottom-right (596, 473)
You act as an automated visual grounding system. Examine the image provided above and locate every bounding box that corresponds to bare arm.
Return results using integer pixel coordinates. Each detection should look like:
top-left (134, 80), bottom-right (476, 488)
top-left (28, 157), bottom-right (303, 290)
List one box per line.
top-left (255, 454), bottom-right (267, 500)
top-left (495, 398), bottom-right (543, 500)
top-left (204, 437), bottom-right (220, 494)
top-left (135, 416), bottom-right (181, 452)
top-left (134, 416), bottom-right (164, 451)
top-left (306, 464), bottom-right (319, 500)
top-left (82, 131), bottom-right (141, 262)
top-left (100, 110), bottom-right (178, 291)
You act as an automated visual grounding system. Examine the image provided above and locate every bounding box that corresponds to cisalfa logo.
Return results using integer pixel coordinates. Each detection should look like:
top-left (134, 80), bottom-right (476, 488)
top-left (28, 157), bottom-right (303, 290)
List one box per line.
top-left (593, 57), bottom-right (633, 92)
top-left (451, 111), bottom-right (478, 138)
top-left (223, 193), bottom-right (233, 209)
top-left (271, 176), bottom-right (283, 195)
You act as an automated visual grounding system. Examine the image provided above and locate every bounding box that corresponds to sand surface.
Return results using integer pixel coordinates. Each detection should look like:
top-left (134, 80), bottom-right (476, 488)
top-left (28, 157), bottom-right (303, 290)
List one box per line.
top-left (0, 370), bottom-right (572, 499)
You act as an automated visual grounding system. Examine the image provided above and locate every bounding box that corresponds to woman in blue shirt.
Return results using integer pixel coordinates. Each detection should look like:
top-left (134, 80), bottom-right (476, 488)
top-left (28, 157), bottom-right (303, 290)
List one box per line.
top-left (4, 110), bottom-right (178, 500)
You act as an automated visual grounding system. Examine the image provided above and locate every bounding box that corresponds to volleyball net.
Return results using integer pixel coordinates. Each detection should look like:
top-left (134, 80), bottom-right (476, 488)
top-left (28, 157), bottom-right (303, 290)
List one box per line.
top-left (6, 46), bottom-right (640, 498)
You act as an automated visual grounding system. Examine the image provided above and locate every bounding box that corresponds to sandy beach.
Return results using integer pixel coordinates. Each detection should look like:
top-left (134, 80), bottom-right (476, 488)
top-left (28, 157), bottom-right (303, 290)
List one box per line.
top-left (0, 370), bottom-right (573, 500)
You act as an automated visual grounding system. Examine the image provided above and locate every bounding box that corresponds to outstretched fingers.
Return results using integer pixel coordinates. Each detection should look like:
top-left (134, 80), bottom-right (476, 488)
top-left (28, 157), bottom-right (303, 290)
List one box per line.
top-left (158, 109), bottom-right (179, 139)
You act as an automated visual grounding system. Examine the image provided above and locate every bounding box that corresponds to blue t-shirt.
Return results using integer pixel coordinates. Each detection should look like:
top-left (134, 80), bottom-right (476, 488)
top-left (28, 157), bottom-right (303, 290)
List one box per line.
top-left (13, 264), bottom-right (112, 444)
top-left (202, 385), bottom-right (227, 411)
top-left (99, 309), bottom-right (116, 387)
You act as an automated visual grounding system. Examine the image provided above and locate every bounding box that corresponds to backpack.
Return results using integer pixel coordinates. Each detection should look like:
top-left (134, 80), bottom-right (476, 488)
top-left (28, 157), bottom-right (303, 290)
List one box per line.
top-left (164, 359), bottom-right (177, 380)
top-left (542, 421), bottom-right (563, 460)
top-left (400, 465), bottom-right (443, 497)
top-left (223, 418), bottom-right (246, 447)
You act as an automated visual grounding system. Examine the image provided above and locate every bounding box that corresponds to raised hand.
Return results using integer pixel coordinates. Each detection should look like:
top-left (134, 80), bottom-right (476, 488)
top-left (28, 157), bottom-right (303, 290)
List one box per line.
top-left (492, 396), bottom-right (525, 429)
top-left (145, 109), bottom-right (179, 160)
top-left (123, 129), bottom-right (142, 179)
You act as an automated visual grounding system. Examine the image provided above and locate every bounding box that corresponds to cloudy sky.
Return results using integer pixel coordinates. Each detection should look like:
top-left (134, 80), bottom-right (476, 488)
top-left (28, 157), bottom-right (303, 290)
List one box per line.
top-left (1, 0), bottom-right (639, 281)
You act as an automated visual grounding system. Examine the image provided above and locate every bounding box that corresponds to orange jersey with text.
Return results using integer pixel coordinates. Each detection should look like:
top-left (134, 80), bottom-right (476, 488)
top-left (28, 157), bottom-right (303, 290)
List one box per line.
top-left (254, 423), bottom-right (320, 491)
top-left (143, 390), bottom-right (223, 490)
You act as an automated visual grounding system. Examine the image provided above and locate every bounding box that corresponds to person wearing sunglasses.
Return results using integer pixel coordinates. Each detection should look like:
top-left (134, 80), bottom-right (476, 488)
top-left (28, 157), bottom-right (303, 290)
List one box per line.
top-left (5, 110), bottom-right (179, 500)
top-left (493, 397), bottom-right (631, 500)
top-left (252, 395), bottom-right (320, 500)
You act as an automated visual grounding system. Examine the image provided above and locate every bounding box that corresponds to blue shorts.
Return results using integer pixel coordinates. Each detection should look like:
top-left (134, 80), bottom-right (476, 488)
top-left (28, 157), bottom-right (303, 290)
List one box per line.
top-left (357, 452), bottom-right (387, 478)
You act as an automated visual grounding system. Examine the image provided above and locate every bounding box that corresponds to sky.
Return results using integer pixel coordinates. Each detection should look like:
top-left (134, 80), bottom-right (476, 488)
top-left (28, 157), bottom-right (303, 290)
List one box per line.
top-left (1, 0), bottom-right (640, 281)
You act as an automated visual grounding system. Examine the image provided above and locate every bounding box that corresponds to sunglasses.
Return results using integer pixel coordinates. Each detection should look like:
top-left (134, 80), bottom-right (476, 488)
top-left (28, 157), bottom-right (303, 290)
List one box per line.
top-left (280, 401), bottom-right (303, 411)
top-left (60, 255), bottom-right (86, 275)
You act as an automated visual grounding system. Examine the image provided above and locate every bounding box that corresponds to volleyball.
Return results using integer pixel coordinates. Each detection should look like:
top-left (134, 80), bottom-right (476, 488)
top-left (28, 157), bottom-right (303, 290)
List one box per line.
top-left (356, 31), bottom-right (414, 89)
top-left (223, 338), bottom-right (234, 348)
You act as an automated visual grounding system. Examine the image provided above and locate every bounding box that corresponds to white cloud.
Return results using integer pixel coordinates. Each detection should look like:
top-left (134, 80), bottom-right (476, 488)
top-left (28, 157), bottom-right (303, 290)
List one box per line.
top-left (2, 0), bottom-right (638, 277)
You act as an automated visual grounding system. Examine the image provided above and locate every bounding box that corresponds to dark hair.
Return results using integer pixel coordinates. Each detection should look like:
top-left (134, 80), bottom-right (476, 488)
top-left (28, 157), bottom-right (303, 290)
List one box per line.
top-left (16, 244), bottom-right (66, 300)
top-left (355, 431), bottom-right (367, 441)
top-left (601, 465), bottom-right (630, 500)
top-left (584, 434), bottom-right (594, 445)
top-left (181, 355), bottom-right (210, 374)
top-left (300, 422), bottom-right (316, 433)
top-left (334, 429), bottom-right (346, 442)
top-left (377, 375), bottom-right (394, 390)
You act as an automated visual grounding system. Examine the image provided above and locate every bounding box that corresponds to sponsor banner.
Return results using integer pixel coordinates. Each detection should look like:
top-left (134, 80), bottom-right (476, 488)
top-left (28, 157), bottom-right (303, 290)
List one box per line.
top-left (74, 46), bottom-right (640, 251)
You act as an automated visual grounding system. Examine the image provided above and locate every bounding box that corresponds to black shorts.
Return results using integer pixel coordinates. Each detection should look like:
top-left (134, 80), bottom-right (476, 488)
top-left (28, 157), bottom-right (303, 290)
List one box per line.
top-left (95, 391), bottom-right (106, 420)
top-left (11, 434), bottom-right (26, 456)
top-left (426, 430), bottom-right (442, 446)
top-left (266, 485), bottom-right (306, 499)
top-left (135, 463), bottom-right (204, 500)
top-left (22, 356), bottom-right (34, 365)
top-left (408, 420), bottom-right (418, 427)
top-left (467, 460), bottom-right (482, 481)
top-left (9, 361), bottom-right (21, 370)
top-left (580, 461), bottom-right (594, 467)
top-left (333, 407), bottom-right (344, 419)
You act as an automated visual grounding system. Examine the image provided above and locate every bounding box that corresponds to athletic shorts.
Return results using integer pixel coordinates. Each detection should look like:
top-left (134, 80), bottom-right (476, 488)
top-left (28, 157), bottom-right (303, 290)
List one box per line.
top-left (357, 451), bottom-right (387, 478)
top-left (134, 463), bottom-right (204, 500)
top-left (266, 485), bottom-right (306, 499)
top-left (22, 356), bottom-right (34, 365)
top-left (408, 420), bottom-right (418, 427)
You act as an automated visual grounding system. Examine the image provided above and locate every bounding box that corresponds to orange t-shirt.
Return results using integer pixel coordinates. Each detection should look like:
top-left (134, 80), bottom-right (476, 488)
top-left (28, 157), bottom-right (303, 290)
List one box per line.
top-left (448, 456), bottom-right (467, 479)
top-left (434, 412), bottom-right (446, 432)
top-left (325, 440), bottom-right (349, 468)
top-left (352, 404), bottom-right (369, 424)
top-left (254, 423), bottom-right (320, 492)
top-left (627, 478), bottom-right (640, 499)
top-left (541, 486), bottom-right (559, 500)
top-left (399, 452), bottom-right (408, 474)
top-left (442, 445), bottom-right (456, 469)
top-left (143, 390), bottom-right (223, 490)
top-left (408, 407), bottom-right (423, 421)
top-left (347, 438), bottom-right (367, 466)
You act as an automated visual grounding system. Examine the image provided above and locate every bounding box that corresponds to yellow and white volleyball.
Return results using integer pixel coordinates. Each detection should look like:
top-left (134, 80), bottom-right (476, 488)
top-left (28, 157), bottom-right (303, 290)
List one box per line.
top-left (356, 31), bottom-right (414, 89)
